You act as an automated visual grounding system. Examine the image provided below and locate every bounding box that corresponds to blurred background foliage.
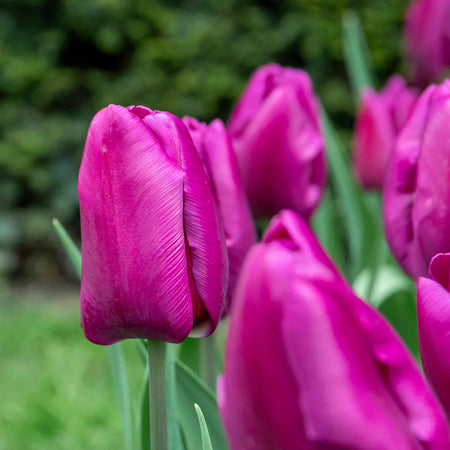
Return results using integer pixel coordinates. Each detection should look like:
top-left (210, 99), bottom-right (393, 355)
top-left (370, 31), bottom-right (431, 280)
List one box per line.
top-left (0, 0), bottom-right (409, 282)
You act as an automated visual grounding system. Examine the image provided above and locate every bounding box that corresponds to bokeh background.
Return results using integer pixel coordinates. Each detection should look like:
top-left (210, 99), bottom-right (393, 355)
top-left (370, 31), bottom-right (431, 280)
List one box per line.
top-left (0, 0), bottom-right (410, 448)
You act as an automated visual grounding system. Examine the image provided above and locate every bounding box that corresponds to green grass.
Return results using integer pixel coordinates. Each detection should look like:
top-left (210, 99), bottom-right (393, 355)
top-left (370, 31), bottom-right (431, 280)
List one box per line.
top-left (0, 292), bottom-right (144, 450)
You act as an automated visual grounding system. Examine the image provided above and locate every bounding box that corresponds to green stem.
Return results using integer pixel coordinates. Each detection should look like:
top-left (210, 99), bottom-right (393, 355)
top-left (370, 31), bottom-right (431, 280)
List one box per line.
top-left (201, 335), bottom-right (217, 391)
top-left (148, 340), bottom-right (168, 450)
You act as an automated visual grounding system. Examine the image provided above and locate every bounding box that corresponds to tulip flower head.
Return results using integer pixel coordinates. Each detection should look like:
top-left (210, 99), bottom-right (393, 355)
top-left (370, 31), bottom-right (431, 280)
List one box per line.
top-left (353, 75), bottom-right (418, 189)
top-left (228, 63), bottom-right (326, 220)
top-left (404, 0), bottom-right (450, 87)
top-left (219, 210), bottom-right (450, 449)
top-left (182, 116), bottom-right (257, 310)
top-left (418, 253), bottom-right (450, 417)
top-left (384, 80), bottom-right (450, 279)
top-left (78, 105), bottom-right (228, 345)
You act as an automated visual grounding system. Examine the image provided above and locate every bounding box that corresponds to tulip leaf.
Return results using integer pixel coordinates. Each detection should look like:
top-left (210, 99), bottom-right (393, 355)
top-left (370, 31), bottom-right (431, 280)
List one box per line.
top-left (52, 219), bottom-right (135, 450)
top-left (321, 111), bottom-right (368, 280)
top-left (178, 338), bottom-right (201, 376)
top-left (107, 344), bottom-right (135, 450)
top-left (312, 189), bottom-right (346, 273)
top-left (175, 360), bottom-right (228, 450)
top-left (195, 403), bottom-right (213, 450)
top-left (342, 10), bottom-right (376, 100)
top-left (52, 218), bottom-right (81, 278)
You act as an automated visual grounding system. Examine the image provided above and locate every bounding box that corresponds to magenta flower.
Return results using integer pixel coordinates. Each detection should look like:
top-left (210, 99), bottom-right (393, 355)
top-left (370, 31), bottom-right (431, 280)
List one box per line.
top-left (183, 116), bottom-right (257, 310)
top-left (404, 0), bottom-right (450, 87)
top-left (78, 105), bottom-right (228, 345)
top-left (219, 210), bottom-right (449, 449)
top-left (227, 63), bottom-right (326, 220)
top-left (384, 80), bottom-right (450, 279)
top-left (418, 253), bottom-right (450, 417)
top-left (353, 75), bottom-right (418, 189)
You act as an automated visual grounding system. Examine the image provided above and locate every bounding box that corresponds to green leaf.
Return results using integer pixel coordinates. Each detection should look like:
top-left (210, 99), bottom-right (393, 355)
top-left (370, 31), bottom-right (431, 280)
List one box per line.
top-left (176, 360), bottom-right (228, 450)
top-left (52, 219), bottom-right (135, 450)
top-left (312, 189), bottom-right (346, 272)
top-left (321, 111), bottom-right (367, 280)
top-left (52, 218), bottom-right (81, 278)
top-left (194, 404), bottom-right (213, 450)
top-left (342, 10), bottom-right (376, 100)
top-left (107, 344), bottom-right (135, 450)
top-left (178, 338), bottom-right (201, 376)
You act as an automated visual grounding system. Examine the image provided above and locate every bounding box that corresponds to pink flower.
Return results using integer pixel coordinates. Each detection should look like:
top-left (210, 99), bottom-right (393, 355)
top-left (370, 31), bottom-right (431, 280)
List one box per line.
top-left (353, 75), bottom-right (418, 189)
top-left (219, 210), bottom-right (450, 449)
top-left (228, 63), bottom-right (326, 220)
top-left (384, 80), bottom-right (450, 279)
top-left (78, 105), bottom-right (228, 345)
top-left (404, 0), bottom-right (450, 87)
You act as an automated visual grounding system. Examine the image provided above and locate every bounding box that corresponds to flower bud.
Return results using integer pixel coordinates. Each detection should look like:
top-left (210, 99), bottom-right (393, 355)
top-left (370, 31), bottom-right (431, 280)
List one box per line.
top-left (353, 75), bottom-right (418, 189)
top-left (78, 105), bottom-right (228, 345)
top-left (404, 0), bottom-right (450, 86)
top-left (219, 210), bottom-right (449, 449)
top-left (384, 80), bottom-right (450, 279)
top-left (228, 63), bottom-right (326, 220)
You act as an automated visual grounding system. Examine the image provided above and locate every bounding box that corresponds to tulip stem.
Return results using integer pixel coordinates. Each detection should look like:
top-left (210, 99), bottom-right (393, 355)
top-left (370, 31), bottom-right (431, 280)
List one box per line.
top-left (147, 340), bottom-right (168, 450)
top-left (201, 335), bottom-right (217, 391)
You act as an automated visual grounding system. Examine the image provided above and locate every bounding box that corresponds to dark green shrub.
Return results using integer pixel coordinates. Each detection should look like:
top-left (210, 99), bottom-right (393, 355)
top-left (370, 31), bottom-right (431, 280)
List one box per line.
top-left (0, 0), bottom-right (409, 280)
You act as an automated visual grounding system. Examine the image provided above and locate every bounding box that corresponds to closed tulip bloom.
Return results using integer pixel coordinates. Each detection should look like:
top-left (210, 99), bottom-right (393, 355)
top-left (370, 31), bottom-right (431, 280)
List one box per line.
top-left (228, 63), bottom-right (326, 220)
top-left (353, 75), bottom-right (418, 189)
top-left (219, 210), bottom-right (449, 450)
top-left (384, 80), bottom-right (450, 279)
top-left (183, 116), bottom-right (257, 309)
top-left (78, 104), bottom-right (228, 345)
top-left (418, 253), bottom-right (450, 417)
top-left (404, 0), bottom-right (450, 87)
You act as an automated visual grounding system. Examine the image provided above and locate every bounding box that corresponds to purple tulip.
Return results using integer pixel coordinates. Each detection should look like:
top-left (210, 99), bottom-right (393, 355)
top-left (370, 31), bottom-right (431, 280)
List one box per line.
top-left (78, 104), bottom-right (228, 345)
top-left (227, 63), bottom-right (326, 220)
top-left (418, 253), bottom-right (450, 417)
top-left (353, 75), bottom-right (418, 189)
top-left (384, 80), bottom-right (450, 279)
top-left (182, 117), bottom-right (257, 310)
top-left (404, 0), bottom-right (450, 87)
top-left (219, 210), bottom-right (449, 449)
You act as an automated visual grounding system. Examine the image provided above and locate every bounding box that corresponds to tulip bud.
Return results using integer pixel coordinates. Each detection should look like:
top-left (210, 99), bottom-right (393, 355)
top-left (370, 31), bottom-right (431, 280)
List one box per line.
top-left (182, 117), bottom-right (257, 310)
top-left (404, 0), bottom-right (450, 87)
top-left (78, 105), bottom-right (228, 345)
top-left (353, 75), bottom-right (418, 189)
top-left (219, 210), bottom-right (449, 449)
top-left (384, 80), bottom-right (450, 279)
top-left (418, 253), bottom-right (450, 417)
top-left (227, 63), bottom-right (326, 220)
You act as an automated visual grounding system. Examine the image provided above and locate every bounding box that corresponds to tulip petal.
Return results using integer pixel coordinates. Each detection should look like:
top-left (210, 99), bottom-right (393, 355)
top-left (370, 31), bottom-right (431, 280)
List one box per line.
top-left (405, 0), bottom-right (448, 86)
top-left (384, 85), bottom-right (437, 278)
top-left (79, 105), bottom-right (193, 344)
top-left (418, 276), bottom-right (450, 417)
top-left (219, 245), bottom-right (310, 450)
top-left (139, 110), bottom-right (228, 335)
top-left (281, 280), bottom-right (422, 448)
top-left (184, 117), bottom-right (256, 309)
top-left (234, 85), bottom-right (325, 219)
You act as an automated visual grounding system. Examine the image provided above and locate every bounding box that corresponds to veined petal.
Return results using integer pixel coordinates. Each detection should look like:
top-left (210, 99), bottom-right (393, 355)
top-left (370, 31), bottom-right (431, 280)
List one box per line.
top-left (79, 104), bottom-right (193, 344)
top-left (140, 110), bottom-right (228, 335)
